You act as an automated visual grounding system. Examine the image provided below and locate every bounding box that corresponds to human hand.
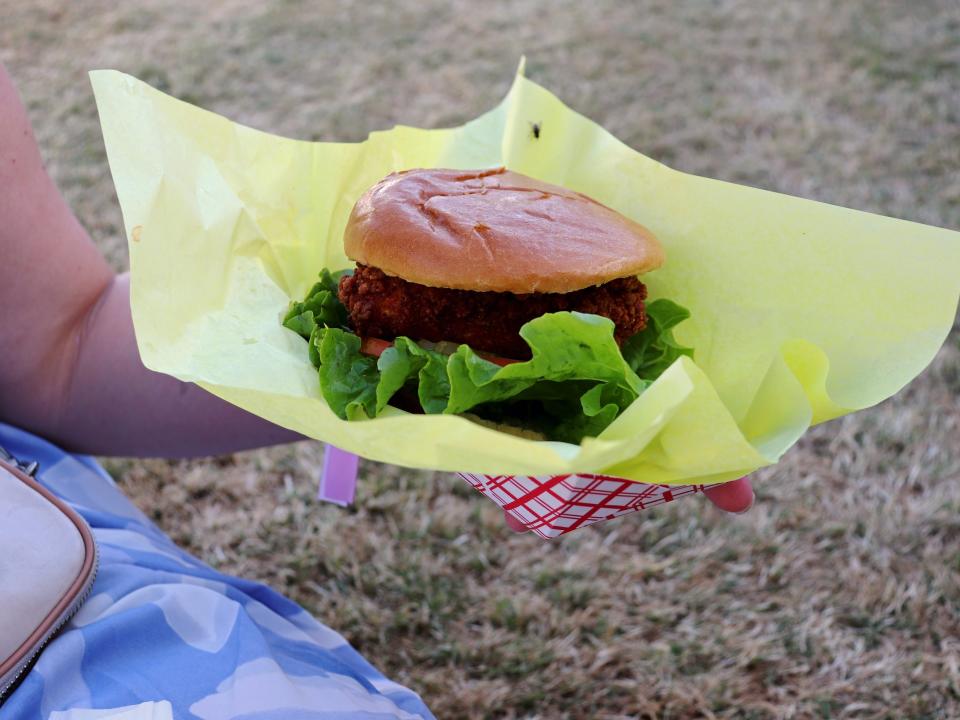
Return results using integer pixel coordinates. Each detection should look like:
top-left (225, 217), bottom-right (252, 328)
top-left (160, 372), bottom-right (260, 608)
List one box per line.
top-left (503, 476), bottom-right (754, 532)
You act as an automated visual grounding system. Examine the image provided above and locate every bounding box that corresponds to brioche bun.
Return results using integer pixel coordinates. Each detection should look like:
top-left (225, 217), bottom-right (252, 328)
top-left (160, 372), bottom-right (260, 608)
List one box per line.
top-left (343, 167), bottom-right (664, 294)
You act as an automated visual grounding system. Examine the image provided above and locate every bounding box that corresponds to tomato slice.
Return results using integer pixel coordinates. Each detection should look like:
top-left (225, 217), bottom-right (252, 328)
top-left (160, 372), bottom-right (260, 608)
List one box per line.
top-left (479, 351), bottom-right (518, 367)
top-left (359, 336), bottom-right (393, 358)
top-left (359, 336), bottom-right (518, 366)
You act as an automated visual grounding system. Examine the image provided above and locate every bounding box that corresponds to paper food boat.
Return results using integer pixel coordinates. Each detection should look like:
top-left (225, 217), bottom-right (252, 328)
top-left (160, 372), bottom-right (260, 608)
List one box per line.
top-left (459, 472), bottom-right (702, 538)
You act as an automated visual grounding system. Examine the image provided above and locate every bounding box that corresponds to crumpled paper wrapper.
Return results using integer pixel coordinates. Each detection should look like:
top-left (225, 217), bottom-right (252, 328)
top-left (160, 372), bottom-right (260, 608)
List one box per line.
top-left (90, 62), bottom-right (960, 487)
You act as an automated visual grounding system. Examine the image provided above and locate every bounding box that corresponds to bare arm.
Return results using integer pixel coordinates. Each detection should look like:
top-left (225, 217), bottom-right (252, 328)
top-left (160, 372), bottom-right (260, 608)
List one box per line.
top-left (0, 64), bottom-right (300, 457)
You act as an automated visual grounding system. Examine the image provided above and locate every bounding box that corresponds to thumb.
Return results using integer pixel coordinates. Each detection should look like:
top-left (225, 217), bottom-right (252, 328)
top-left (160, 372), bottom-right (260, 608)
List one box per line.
top-left (702, 476), bottom-right (754, 514)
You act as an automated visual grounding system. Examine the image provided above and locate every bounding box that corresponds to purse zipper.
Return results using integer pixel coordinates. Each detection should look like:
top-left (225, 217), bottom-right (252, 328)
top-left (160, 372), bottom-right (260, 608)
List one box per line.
top-left (0, 445), bottom-right (39, 478)
top-left (0, 449), bottom-right (100, 705)
top-left (0, 548), bottom-right (100, 703)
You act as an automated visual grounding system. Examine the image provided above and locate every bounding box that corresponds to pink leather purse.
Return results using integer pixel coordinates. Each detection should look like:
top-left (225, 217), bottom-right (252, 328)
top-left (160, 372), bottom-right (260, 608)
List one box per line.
top-left (0, 450), bottom-right (98, 703)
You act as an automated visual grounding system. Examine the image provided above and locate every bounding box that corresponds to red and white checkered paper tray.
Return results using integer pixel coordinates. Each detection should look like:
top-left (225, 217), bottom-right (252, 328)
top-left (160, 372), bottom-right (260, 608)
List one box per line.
top-left (318, 447), bottom-right (702, 538)
top-left (458, 472), bottom-right (704, 539)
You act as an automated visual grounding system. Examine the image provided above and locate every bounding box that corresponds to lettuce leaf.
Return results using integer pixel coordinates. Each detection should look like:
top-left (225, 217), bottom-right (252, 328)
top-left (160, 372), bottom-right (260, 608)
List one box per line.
top-left (283, 268), bottom-right (352, 339)
top-left (316, 327), bottom-right (379, 420)
top-left (376, 337), bottom-right (451, 414)
top-left (284, 270), bottom-right (694, 442)
top-left (445, 311), bottom-right (646, 414)
top-left (621, 299), bottom-right (694, 379)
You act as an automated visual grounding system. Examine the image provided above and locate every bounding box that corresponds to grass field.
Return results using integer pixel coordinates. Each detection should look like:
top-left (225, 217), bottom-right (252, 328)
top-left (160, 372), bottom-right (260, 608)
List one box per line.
top-left (3, 1), bottom-right (960, 717)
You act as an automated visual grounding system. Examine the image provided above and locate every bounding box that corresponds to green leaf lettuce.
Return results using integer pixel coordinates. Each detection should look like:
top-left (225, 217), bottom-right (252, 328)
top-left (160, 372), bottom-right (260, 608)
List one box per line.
top-left (284, 271), bottom-right (693, 443)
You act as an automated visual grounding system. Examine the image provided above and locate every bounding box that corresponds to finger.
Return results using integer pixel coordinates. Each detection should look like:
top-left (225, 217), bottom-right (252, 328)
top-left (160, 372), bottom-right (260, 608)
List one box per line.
top-left (503, 510), bottom-right (529, 533)
top-left (702, 476), bottom-right (754, 514)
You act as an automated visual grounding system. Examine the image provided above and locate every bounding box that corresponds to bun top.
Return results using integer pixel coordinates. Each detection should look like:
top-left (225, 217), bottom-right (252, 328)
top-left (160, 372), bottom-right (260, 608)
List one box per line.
top-left (343, 167), bottom-right (664, 294)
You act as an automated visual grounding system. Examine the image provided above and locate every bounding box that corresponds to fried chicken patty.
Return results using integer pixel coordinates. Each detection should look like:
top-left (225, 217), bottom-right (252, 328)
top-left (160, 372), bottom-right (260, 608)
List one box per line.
top-left (338, 264), bottom-right (648, 359)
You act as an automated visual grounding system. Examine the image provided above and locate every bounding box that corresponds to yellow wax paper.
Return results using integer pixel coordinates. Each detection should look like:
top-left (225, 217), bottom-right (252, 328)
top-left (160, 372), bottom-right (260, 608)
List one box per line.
top-left (90, 65), bottom-right (960, 485)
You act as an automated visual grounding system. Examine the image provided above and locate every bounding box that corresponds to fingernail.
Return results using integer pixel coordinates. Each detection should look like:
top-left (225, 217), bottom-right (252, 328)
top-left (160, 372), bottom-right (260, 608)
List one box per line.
top-left (734, 491), bottom-right (755, 515)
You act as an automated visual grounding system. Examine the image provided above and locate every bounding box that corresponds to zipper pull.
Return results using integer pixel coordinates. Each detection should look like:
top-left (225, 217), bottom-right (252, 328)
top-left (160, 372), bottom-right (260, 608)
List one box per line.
top-left (0, 445), bottom-right (39, 478)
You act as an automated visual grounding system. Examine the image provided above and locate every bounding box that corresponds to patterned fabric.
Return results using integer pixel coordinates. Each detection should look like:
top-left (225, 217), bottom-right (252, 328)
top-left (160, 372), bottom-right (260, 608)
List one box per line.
top-left (0, 423), bottom-right (434, 720)
top-left (459, 472), bottom-right (703, 538)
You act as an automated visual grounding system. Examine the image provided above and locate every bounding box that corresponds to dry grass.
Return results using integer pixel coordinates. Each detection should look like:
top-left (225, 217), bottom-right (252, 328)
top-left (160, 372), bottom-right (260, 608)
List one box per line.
top-left (3, 1), bottom-right (959, 717)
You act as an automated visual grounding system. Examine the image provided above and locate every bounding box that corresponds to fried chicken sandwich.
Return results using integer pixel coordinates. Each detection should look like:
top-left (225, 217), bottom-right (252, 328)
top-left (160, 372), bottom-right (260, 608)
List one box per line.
top-left (283, 167), bottom-right (692, 443)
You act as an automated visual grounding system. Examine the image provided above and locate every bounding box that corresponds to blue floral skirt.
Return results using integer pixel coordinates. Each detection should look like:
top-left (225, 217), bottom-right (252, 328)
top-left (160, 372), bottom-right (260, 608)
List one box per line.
top-left (0, 423), bottom-right (433, 720)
